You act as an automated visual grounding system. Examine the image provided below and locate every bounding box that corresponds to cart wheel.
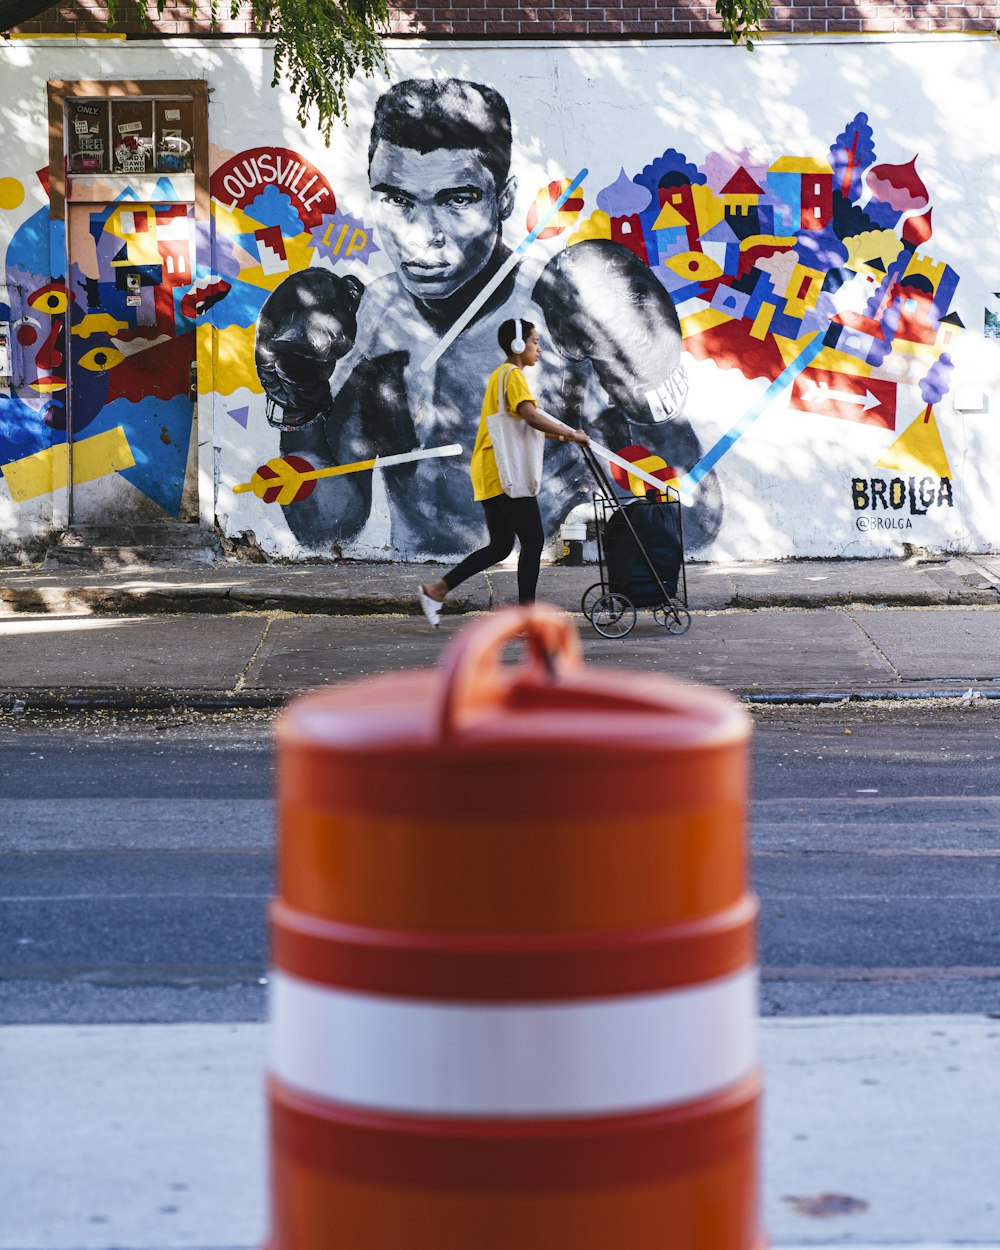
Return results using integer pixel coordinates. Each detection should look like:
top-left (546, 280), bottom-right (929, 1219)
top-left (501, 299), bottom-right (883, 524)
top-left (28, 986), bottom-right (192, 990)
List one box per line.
top-left (655, 603), bottom-right (692, 635)
top-left (580, 582), bottom-right (604, 618)
top-left (590, 593), bottom-right (637, 639)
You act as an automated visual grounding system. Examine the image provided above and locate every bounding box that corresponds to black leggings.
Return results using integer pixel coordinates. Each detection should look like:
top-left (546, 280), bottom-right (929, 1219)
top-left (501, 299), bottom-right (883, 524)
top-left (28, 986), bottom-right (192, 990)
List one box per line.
top-left (442, 493), bottom-right (545, 605)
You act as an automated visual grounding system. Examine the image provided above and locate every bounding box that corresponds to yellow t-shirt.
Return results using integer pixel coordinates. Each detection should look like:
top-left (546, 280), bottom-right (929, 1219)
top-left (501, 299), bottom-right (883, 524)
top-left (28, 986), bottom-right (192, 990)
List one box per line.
top-left (469, 363), bottom-right (538, 502)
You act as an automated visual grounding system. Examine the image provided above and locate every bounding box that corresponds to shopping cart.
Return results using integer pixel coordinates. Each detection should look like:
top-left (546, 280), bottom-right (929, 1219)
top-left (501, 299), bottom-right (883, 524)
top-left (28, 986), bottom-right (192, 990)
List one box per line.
top-left (578, 443), bottom-right (691, 639)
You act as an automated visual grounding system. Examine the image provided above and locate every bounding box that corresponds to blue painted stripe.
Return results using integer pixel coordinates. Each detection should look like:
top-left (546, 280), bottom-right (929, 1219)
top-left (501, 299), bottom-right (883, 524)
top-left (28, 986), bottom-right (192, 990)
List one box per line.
top-left (681, 332), bottom-right (826, 491)
top-left (515, 169), bottom-right (589, 254)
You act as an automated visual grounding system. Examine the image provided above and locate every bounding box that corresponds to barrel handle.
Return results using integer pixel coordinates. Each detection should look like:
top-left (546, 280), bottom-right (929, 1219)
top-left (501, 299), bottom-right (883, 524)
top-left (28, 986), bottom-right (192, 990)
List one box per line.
top-left (435, 605), bottom-right (584, 742)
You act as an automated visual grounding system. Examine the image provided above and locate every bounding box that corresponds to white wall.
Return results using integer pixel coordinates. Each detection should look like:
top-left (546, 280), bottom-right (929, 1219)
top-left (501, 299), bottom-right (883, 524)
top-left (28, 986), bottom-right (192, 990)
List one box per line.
top-left (1, 34), bottom-right (998, 562)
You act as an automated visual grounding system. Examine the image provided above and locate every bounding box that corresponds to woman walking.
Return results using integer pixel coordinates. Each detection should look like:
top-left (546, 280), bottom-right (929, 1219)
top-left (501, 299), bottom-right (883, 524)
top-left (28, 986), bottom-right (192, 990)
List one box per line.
top-left (419, 318), bottom-right (589, 626)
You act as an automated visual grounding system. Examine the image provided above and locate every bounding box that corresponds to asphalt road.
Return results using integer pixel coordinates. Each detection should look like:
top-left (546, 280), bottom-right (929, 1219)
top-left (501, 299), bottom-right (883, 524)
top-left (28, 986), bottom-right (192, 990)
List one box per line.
top-left (2, 702), bottom-right (999, 1023)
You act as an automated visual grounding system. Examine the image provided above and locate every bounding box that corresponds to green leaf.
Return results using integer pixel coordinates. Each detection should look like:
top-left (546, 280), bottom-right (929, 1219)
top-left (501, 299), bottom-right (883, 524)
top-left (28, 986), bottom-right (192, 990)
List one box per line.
top-left (105, 0), bottom-right (388, 140)
top-left (715, 0), bottom-right (771, 47)
top-left (100, 0), bottom-right (765, 137)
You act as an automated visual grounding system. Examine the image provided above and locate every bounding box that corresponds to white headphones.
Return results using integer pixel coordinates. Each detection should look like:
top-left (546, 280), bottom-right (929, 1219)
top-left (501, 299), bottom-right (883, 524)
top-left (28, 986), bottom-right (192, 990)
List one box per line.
top-left (510, 319), bottom-right (525, 354)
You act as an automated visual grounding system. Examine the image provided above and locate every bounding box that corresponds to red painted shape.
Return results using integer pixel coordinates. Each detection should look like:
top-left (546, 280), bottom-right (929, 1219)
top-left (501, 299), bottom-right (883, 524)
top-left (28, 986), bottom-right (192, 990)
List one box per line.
top-left (526, 179), bottom-right (585, 240)
top-left (284, 454), bottom-right (316, 502)
top-left (866, 156), bottom-right (929, 214)
top-left (891, 284), bottom-right (937, 347)
top-left (841, 131), bottom-right (859, 198)
top-left (722, 168), bottom-right (763, 197)
top-left (902, 207), bottom-right (933, 247)
top-left (179, 277), bottom-right (232, 320)
top-left (789, 368), bottom-right (896, 430)
top-left (106, 331), bottom-right (194, 404)
top-left (683, 320), bottom-right (785, 384)
top-left (738, 244), bottom-right (792, 279)
top-left (610, 215), bottom-right (649, 264)
top-left (211, 148), bottom-right (336, 231)
top-left (607, 444), bottom-right (675, 492)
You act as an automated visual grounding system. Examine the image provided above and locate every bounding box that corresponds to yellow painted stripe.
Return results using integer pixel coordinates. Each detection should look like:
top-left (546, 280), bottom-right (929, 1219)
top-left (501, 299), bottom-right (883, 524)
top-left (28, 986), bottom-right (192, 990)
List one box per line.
top-left (2, 427), bottom-right (135, 503)
top-left (749, 302), bottom-right (775, 340)
top-left (680, 307), bottom-right (731, 339)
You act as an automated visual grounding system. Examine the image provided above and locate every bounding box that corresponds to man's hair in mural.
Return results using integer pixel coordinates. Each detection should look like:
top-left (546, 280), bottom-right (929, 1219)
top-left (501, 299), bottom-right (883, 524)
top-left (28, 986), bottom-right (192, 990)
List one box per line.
top-left (498, 318), bottom-right (535, 355)
top-left (368, 78), bottom-right (513, 194)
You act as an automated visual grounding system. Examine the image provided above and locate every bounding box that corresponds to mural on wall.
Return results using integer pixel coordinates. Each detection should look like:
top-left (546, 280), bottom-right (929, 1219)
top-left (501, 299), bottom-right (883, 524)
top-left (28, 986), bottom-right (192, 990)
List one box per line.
top-left (240, 79), bottom-right (716, 558)
top-left (223, 89), bottom-right (966, 558)
top-left (0, 78), bottom-right (972, 560)
top-left (986, 291), bottom-right (1000, 341)
top-left (548, 112), bottom-right (965, 548)
top-left (0, 175), bottom-right (201, 517)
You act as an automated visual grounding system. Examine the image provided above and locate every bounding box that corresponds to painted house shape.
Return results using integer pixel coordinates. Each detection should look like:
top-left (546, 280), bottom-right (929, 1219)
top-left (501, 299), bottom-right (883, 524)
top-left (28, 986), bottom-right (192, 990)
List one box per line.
top-left (155, 207), bottom-right (194, 286)
top-left (710, 281), bottom-right (751, 320)
top-left (154, 207), bottom-right (196, 331)
top-left (825, 310), bottom-right (887, 365)
top-left (610, 211), bottom-right (649, 264)
top-left (596, 168), bottom-right (651, 265)
top-left (721, 168), bottom-right (763, 226)
top-left (700, 217), bottom-right (741, 278)
top-left (890, 278), bottom-right (937, 348)
top-left (649, 195), bottom-right (689, 264)
top-left (767, 158), bottom-right (833, 231)
top-left (935, 310), bottom-right (965, 349)
top-left (653, 182), bottom-right (699, 248)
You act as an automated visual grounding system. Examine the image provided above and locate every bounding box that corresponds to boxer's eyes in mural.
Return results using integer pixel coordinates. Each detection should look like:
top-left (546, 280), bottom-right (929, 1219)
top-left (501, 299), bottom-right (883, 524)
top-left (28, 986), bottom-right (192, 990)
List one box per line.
top-left (375, 186), bottom-right (485, 212)
top-left (27, 284), bottom-right (69, 316)
top-left (376, 190), bottom-right (416, 210)
top-left (77, 346), bottom-right (125, 372)
top-left (437, 189), bottom-right (484, 209)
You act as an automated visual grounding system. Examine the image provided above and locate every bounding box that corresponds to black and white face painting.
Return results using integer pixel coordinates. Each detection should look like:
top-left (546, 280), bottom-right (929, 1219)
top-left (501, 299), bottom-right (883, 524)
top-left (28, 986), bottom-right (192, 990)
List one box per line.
top-left (369, 142), bottom-right (514, 302)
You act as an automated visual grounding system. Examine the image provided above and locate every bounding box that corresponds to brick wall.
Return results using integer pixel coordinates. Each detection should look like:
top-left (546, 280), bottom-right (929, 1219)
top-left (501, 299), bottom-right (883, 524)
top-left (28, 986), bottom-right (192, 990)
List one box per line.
top-left (9, 0), bottom-right (999, 42)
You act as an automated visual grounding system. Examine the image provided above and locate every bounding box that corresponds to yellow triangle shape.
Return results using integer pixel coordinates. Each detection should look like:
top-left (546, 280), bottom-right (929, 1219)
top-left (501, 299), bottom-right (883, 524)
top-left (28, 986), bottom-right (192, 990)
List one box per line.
top-left (652, 200), bottom-right (689, 231)
top-left (876, 407), bottom-right (952, 478)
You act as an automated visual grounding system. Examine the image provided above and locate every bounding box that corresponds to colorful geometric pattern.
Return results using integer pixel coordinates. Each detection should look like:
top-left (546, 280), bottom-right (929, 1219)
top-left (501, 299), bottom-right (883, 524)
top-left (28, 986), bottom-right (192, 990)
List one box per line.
top-left (565, 114), bottom-right (963, 487)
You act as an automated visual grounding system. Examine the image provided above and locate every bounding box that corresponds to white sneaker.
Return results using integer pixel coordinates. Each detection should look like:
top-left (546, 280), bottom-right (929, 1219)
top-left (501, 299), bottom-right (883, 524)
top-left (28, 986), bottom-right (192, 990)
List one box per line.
top-left (418, 586), bottom-right (442, 628)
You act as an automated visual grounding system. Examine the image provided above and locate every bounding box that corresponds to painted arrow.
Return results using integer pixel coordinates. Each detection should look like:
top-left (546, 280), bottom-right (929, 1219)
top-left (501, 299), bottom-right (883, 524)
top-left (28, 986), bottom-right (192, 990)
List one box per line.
top-left (589, 440), bottom-right (681, 499)
top-left (233, 443), bottom-right (463, 506)
top-left (801, 381), bottom-right (881, 412)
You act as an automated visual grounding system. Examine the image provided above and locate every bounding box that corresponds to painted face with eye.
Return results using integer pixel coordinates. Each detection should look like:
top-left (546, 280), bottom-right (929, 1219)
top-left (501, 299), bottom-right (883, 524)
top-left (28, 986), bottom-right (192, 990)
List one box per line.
top-left (369, 143), bottom-right (515, 301)
top-left (8, 272), bottom-right (125, 435)
top-left (12, 279), bottom-right (69, 427)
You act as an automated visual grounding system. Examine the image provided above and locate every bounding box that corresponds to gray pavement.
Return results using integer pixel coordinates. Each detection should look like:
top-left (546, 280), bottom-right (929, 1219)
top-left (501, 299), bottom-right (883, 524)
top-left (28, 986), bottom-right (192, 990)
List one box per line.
top-left (2, 551), bottom-right (998, 710)
top-left (4, 554), bottom-right (1000, 1249)
top-left (4, 1016), bottom-right (999, 1249)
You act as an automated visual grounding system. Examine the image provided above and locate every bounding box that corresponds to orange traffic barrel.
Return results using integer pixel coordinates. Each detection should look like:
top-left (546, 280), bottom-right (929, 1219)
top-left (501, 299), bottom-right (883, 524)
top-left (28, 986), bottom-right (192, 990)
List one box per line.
top-left (268, 604), bottom-right (760, 1250)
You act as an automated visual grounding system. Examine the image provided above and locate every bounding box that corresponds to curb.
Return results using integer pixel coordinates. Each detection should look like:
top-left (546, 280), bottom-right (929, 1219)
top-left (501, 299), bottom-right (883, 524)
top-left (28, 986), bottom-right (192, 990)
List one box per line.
top-left (0, 690), bottom-right (283, 713)
top-left (2, 687), bottom-right (996, 714)
top-left (3, 588), bottom-right (999, 617)
top-left (0, 588), bottom-right (492, 618)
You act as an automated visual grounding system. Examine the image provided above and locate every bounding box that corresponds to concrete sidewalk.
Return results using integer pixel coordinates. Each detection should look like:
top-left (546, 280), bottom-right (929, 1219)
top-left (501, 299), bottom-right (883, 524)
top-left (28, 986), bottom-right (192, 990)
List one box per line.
top-left (1, 553), bottom-right (998, 708)
top-left (4, 1015), bottom-right (999, 1250)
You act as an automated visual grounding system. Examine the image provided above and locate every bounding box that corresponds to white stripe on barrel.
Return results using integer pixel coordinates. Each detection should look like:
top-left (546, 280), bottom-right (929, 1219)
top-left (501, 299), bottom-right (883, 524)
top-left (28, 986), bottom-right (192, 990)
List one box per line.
top-left (271, 967), bottom-right (757, 1117)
